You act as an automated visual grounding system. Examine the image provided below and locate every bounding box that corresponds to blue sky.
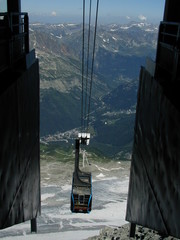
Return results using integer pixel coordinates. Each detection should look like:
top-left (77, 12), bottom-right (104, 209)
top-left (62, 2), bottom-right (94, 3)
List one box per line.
top-left (21, 0), bottom-right (165, 24)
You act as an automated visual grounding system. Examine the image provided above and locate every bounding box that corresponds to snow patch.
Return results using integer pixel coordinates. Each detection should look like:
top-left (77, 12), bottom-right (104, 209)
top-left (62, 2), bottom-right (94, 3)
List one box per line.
top-left (102, 44), bottom-right (108, 49)
top-left (112, 36), bottom-right (117, 41)
top-left (57, 24), bottom-right (64, 27)
top-left (67, 23), bottom-right (77, 27)
top-left (110, 28), bottom-right (118, 32)
top-left (61, 184), bottom-right (71, 191)
top-left (120, 26), bottom-right (130, 30)
top-left (145, 29), bottom-right (154, 32)
top-left (103, 38), bottom-right (109, 43)
top-left (56, 35), bottom-right (62, 39)
top-left (30, 23), bottom-right (44, 26)
top-left (96, 173), bottom-right (105, 178)
top-left (41, 193), bottom-right (55, 201)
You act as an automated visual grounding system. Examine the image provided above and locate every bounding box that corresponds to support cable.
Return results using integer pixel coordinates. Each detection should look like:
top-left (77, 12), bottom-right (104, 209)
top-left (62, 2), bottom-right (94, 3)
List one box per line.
top-left (81, 0), bottom-right (85, 133)
top-left (84, 0), bottom-right (92, 129)
top-left (87, 0), bottom-right (99, 131)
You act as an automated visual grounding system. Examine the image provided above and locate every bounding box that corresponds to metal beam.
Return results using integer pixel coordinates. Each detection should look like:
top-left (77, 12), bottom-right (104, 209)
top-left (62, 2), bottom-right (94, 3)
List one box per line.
top-left (31, 218), bottom-right (37, 233)
top-left (129, 223), bottom-right (136, 238)
top-left (163, 0), bottom-right (180, 22)
top-left (7, 0), bottom-right (21, 13)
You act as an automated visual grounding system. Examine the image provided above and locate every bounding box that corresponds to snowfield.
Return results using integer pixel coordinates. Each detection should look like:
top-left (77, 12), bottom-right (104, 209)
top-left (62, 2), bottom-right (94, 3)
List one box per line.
top-left (0, 159), bottom-right (130, 240)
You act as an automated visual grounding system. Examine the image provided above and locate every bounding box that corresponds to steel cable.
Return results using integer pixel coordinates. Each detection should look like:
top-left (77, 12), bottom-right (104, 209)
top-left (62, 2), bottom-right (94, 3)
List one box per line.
top-left (87, 0), bottom-right (99, 131)
top-left (84, 0), bottom-right (92, 130)
top-left (81, 0), bottom-right (99, 133)
top-left (81, 0), bottom-right (85, 133)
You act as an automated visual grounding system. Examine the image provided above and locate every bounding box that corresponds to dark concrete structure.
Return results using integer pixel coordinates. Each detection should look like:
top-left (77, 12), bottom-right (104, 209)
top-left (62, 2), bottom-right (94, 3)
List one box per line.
top-left (0, 0), bottom-right (40, 231)
top-left (126, 0), bottom-right (180, 238)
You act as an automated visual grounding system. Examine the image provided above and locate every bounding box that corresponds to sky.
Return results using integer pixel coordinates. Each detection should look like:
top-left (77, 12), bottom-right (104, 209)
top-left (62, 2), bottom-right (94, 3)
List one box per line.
top-left (1, 0), bottom-right (166, 24)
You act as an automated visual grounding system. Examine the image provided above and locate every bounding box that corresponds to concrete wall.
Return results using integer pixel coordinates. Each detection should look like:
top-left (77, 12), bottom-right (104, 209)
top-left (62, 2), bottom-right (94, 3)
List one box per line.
top-left (126, 67), bottom-right (180, 238)
top-left (0, 59), bottom-right (40, 229)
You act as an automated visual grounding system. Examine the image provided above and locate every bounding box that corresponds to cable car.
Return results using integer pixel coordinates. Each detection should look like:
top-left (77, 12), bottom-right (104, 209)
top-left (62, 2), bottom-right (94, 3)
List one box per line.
top-left (71, 134), bottom-right (92, 213)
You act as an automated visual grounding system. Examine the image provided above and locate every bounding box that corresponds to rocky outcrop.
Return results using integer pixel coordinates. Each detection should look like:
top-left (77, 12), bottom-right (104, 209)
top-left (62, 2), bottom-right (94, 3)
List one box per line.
top-left (87, 224), bottom-right (180, 240)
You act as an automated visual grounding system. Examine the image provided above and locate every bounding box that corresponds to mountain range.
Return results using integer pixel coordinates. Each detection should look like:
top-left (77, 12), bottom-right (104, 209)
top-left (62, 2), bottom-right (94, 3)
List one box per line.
top-left (29, 21), bottom-right (159, 158)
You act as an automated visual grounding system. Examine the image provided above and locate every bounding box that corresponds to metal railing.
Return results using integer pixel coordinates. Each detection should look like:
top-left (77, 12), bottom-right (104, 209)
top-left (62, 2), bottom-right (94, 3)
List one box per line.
top-left (0, 12), bottom-right (29, 71)
top-left (155, 21), bottom-right (180, 82)
top-left (159, 21), bottom-right (180, 48)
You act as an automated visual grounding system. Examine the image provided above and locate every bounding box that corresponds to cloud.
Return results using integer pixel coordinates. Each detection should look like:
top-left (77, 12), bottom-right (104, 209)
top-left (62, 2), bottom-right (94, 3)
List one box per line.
top-left (51, 11), bottom-right (57, 17)
top-left (138, 14), bottom-right (147, 21)
top-left (126, 16), bottom-right (131, 20)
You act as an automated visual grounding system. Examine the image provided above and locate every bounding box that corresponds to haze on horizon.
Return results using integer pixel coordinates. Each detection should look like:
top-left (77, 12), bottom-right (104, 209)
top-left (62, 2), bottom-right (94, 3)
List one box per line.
top-left (20, 0), bottom-right (165, 24)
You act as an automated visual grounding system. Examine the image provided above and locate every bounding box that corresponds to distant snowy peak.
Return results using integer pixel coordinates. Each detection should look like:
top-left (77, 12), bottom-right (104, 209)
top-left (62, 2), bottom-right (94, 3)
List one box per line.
top-left (55, 23), bottom-right (79, 28)
top-left (57, 23), bottom-right (65, 28)
top-left (29, 21), bottom-right (158, 56)
top-left (29, 22), bottom-right (158, 41)
top-left (108, 22), bottom-right (158, 33)
top-left (30, 22), bottom-right (45, 26)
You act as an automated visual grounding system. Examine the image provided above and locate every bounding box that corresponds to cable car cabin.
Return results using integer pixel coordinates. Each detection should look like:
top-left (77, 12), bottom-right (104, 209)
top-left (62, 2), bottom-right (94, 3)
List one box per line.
top-left (71, 135), bottom-right (92, 213)
top-left (71, 171), bottom-right (92, 213)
